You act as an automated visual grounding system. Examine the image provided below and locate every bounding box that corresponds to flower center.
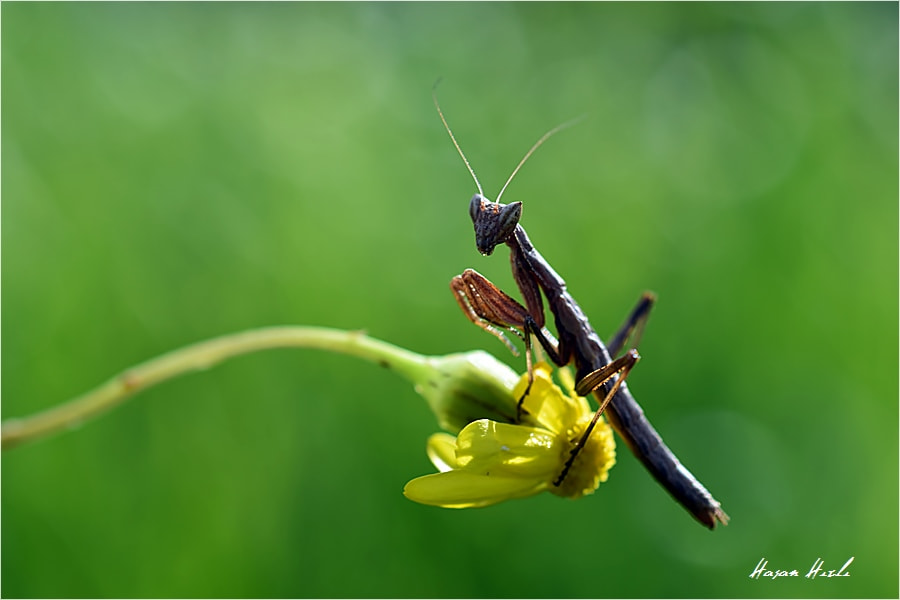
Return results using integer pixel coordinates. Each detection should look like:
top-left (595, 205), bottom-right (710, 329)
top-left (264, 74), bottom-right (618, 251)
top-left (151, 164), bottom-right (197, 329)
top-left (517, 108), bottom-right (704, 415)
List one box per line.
top-left (548, 413), bottom-right (616, 499)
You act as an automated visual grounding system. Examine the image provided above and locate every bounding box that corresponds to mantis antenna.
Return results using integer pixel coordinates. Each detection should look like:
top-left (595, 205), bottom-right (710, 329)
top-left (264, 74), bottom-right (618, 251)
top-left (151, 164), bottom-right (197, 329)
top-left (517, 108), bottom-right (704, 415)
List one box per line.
top-left (495, 114), bottom-right (586, 204)
top-left (432, 80), bottom-right (586, 204)
top-left (432, 81), bottom-right (484, 198)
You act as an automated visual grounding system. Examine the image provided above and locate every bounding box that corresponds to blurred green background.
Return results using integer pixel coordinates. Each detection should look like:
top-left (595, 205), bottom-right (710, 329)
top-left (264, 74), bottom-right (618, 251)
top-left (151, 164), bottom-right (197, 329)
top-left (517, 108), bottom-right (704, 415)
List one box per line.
top-left (3, 3), bottom-right (897, 598)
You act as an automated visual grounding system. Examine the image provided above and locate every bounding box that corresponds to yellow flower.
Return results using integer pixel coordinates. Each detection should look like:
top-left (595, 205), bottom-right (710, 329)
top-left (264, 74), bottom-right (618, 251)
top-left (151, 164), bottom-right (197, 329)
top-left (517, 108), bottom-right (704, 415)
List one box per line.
top-left (404, 362), bottom-right (616, 507)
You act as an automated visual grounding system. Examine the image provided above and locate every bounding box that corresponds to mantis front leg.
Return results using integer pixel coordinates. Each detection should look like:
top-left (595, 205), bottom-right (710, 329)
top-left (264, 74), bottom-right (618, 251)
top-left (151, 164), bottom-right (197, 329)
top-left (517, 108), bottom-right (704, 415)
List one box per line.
top-left (450, 269), bottom-right (561, 419)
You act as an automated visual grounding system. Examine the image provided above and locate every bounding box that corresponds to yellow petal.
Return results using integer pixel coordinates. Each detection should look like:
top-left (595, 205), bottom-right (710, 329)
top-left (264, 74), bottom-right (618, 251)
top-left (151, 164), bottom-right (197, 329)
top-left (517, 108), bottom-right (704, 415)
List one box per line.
top-left (403, 470), bottom-right (546, 508)
top-left (512, 363), bottom-right (585, 434)
top-left (425, 433), bottom-right (459, 472)
top-left (455, 419), bottom-right (562, 479)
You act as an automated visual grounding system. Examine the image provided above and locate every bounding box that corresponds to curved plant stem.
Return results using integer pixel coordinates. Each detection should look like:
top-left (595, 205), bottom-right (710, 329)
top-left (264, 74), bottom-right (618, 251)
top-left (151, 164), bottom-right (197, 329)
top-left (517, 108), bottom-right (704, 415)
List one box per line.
top-left (1, 327), bottom-right (426, 451)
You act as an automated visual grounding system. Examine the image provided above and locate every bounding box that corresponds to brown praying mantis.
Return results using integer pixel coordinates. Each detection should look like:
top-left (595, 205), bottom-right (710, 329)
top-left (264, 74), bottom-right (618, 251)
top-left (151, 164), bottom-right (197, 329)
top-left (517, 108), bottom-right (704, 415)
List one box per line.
top-left (437, 94), bottom-right (729, 530)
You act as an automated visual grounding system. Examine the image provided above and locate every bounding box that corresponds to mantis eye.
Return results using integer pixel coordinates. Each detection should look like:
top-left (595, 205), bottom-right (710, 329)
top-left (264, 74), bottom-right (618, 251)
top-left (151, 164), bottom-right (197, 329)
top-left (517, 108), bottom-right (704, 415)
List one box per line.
top-left (468, 194), bottom-right (486, 224)
top-left (496, 202), bottom-right (522, 242)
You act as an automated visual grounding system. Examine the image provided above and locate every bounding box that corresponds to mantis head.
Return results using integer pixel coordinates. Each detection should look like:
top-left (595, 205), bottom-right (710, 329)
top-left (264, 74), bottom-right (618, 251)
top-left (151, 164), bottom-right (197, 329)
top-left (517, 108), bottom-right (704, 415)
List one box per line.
top-left (469, 195), bottom-right (522, 256)
top-left (432, 82), bottom-right (578, 258)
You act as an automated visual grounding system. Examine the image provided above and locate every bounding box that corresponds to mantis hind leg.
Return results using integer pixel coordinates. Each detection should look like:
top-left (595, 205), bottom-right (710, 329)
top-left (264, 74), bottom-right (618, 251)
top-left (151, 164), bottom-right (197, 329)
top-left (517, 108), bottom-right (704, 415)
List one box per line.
top-left (554, 293), bottom-right (654, 484)
top-left (555, 349), bottom-right (641, 487)
top-left (607, 292), bottom-right (656, 358)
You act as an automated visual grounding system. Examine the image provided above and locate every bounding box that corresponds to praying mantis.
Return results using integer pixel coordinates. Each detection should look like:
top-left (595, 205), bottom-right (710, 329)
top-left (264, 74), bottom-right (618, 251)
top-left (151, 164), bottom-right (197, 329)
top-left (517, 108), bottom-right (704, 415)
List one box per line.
top-left (437, 94), bottom-right (729, 530)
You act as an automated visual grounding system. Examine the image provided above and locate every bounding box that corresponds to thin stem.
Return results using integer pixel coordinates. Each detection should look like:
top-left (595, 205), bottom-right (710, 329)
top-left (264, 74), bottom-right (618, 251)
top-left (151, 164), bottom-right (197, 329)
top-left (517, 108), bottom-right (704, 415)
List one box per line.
top-left (1, 327), bottom-right (427, 451)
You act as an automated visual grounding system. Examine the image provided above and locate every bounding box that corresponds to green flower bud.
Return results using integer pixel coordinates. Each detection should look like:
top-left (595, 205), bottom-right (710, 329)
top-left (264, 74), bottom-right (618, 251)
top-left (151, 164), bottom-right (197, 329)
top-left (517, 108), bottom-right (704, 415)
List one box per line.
top-left (413, 351), bottom-right (520, 433)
